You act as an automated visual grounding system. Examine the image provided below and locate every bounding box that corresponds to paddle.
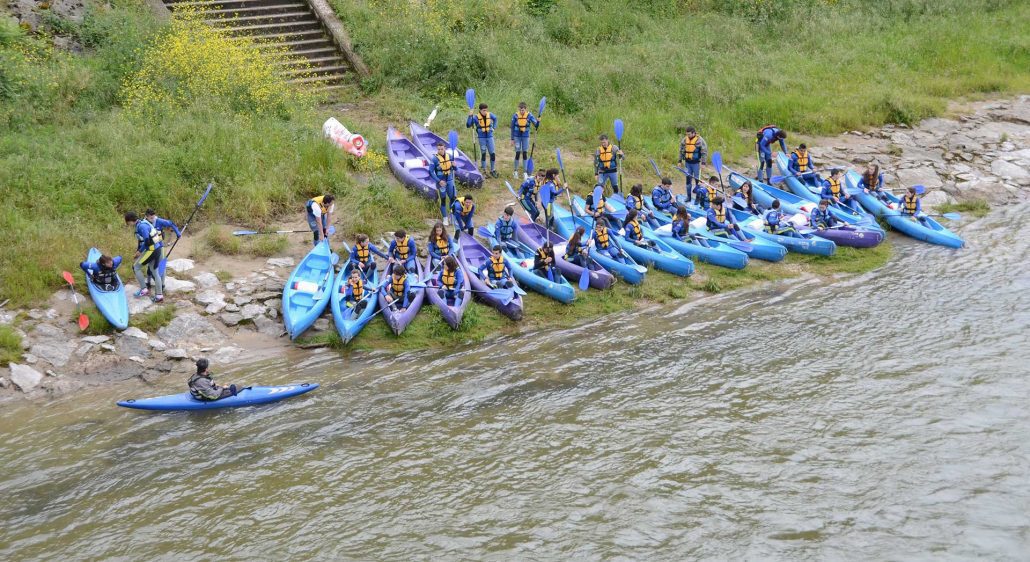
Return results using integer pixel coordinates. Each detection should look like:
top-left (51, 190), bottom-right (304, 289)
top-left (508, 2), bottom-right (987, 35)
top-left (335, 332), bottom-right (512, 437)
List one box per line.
top-left (613, 118), bottom-right (625, 195)
top-left (447, 130), bottom-right (460, 190)
top-left (424, 104), bottom-right (440, 128)
top-left (465, 88), bottom-right (478, 161)
top-left (649, 158), bottom-right (663, 179)
top-left (526, 96), bottom-right (546, 175)
top-left (62, 271), bottom-right (89, 331)
top-left (159, 182), bottom-right (212, 278)
top-left (234, 226), bottom-right (335, 237)
top-left (884, 212), bottom-right (961, 220)
top-left (312, 249), bottom-right (341, 300)
top-left (505, 180), bottom-right (534, 221)
top-left (712, 151), bottom-right (724, 189)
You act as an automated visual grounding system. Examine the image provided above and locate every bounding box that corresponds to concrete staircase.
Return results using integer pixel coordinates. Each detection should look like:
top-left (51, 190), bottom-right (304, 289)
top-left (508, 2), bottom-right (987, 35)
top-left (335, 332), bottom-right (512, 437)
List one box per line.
top-left (160, 0), bottom-right (359, 96)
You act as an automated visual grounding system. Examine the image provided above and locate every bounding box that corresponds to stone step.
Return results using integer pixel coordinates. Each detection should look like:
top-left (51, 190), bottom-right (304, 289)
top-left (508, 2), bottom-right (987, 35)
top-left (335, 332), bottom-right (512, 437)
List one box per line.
top-left (194, 3), bottom-right (307, 16)
top-left (286, 73), bottom-right (349, 85)
top-left (166, 0), bottom-right (299, 8)
top-left (204, 11), bottom-right (311, 25)
top-left (222, 20), bottom-right (321, 34)
top-left (273, 55), bottom-right (345, 67)
top-left (281, 64), bottom-right (349, 77)
top-left (250, 37), bottom-right (331, 49)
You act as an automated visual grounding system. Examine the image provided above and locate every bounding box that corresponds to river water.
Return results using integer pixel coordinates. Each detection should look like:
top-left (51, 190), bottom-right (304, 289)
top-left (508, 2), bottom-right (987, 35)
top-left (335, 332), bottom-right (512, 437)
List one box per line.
top-left (1, 204), bottom-right (1028, 561)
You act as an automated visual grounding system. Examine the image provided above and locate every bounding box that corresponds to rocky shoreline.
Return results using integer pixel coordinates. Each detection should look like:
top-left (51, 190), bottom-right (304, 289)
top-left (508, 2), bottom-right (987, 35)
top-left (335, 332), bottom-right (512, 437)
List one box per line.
top-left (1, 95), bottom-right (1028, 401)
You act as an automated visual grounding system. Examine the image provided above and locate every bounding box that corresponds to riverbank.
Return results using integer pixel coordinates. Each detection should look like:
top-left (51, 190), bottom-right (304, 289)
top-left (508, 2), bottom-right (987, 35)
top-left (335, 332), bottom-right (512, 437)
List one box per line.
top-left (2, 96), bottom-right (1027, 401)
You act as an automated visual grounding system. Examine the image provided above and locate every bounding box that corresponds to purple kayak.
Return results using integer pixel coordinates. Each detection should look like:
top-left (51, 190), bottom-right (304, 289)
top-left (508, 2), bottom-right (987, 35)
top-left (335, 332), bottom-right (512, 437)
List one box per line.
top-left (386, 127), bottom-right (438, 200)
top-left (377, 258), bottom-right (425, 335)
top-left (802, 224), bottom-right (884, 249)
top-left (408, 122), bottom-right (484, 188)
top-left (514, 222), bottom-right (615, 290)
top-left (457, 233), bottom-right (524, 321)
top-left (424, 243), bottom-right (471, 329)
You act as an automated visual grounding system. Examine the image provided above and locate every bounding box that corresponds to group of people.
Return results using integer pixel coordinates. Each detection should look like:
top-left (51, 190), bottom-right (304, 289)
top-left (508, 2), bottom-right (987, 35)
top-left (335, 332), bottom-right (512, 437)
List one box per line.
top-left (80, 209), bottom-right (182, 304)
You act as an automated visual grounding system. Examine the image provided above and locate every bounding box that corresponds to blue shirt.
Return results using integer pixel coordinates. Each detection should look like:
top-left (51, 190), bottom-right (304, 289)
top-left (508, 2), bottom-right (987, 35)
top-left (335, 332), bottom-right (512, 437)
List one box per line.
top-left (758, 128), bottom-right (787, 153)
top-left (388, 238), bottom-right (417, 262)
top-left (539, 181), bottom-right (564, 207)
top-left (671, 218), bottom-right (689, 239)
top-left (510, 111), bottom-right (540, 138)
top-left (651, 186), bottom-right (673, 211)
top-left (809, 207), bottom-right (837, 228)
top-left (134, 219), bottom-right (161, 252)
top-left (437, 267), bottom-right (465, 290)
top-left (519, 177), bottom-right (539, 201)
top-left (788, 151), bottom-right (815, 175)
top-left (151, 216), bottom-right (181, 238)
top-left (706, 206), bottom-right (732, 230)
top-left (348, 242), bottom-right (386, 266)
top-left (428, 154), bottom-right (455, 183)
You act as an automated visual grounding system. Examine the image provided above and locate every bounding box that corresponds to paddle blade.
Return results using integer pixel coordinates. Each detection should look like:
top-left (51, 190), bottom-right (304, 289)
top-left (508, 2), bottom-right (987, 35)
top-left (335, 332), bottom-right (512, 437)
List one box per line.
top-left (476, 225), bottom-right (494, 239)
top-left (512, 285), bottom-right (528, 296)
top-left (198, 182), bottom-right (213, 205)
top-left (340, 239), bottom-right (352, 255)
top-left (578, 267), bottom-right (590, 291)
top-left (712, 152), bottom-right (723, 176)
top-left (327, 225), bottom-right (336, 235)
top-left (913, 184), bottom-right (926, 195)
top-left (489, 288), bottom-right (514, 305)
top-left (232, 230), bottom-right (258, 236)
top-left (465, 88), bottom-right (476, 109)
top-left (504, 181), bottom-right (518, 198)
top-left (649, 158), bottom-right (661, 178)
top-left (526, 158), bottom-right (534, 174)
top-left (940, 212), bottom-right (961, 220)
top-left (555, 147), bottom-right (564, 170)
top-left (157, 258), bottom-right (167, 279)
top-left (613, 119), bottom-right (624, 141)
top-left (448, 130), bottom-right (459, 151)
top-left (592, 185), bottom-right (603, 204)
top-left (771, 175), bottom-right (786, 183)
top-left (61, 270), bottom-right (75, 286)
top-left (537, 96), bottom-right (546, 117)
top-left (78, 313), bottom-right (89, 331)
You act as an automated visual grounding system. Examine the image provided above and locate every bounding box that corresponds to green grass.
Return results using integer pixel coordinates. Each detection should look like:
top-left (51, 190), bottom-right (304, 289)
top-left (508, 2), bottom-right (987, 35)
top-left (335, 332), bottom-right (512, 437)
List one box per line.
top-left (214, 270), bottom-right (233, 283)
top-left (937, 199), bottom-right (991, 218)
top-left (132, 305), bottom-right (175, 332)
top-left (81, 306), bottom-right (114, 335)
top-left (0, 325), bottom-right (23, 366)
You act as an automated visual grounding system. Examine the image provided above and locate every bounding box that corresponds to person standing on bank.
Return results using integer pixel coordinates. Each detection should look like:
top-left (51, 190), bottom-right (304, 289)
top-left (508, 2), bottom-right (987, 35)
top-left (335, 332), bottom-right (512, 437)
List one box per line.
top-left (467, 103), bottom-right (499, 178)
top-left (510, 101), bottom-right (540, 178)
top-left (306, 194), bottom-right (335, 246)
top-left (594, 134), bottom-right (624, 194)
top-left (678, 126), bottom-right (708, 196)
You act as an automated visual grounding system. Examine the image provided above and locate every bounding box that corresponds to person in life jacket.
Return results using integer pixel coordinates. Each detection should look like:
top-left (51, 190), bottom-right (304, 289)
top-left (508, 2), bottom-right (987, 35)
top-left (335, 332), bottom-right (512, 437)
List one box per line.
top-left (427, 222), bottom-right (455, 269)
top-left (788, 143), bottom-right (819, 185)
top-left (450, 194), bottom-right (476, 236)
top-left (622, 209), bottom-right (656, 249)
top-left (651, 177), bottom-right (676, 214)
top-left (348, 233), bottom-right (387, 278)
top-left (478, 245), bottom-right (514, 289)
top-left (494, 206), bottom-right (521, 253)
top-left (518, 169), bottom-right (546, 223)
top-left (467, 102), bottom-right (499, 177)
top-left (671, 205), bottom-right (711, 247)
top-left (188, 358), bottom-right (240, 401)
top-left (756, 125), bottom-right (788, 184)
top-left (733, 179), bottom-right (762, 215)
top-left (900, 186), bottom-right (927, 224)
top-left (626, 184), bottom-right (660, 229)
top-left (305, 194), bottom-right (335, 246)
top-left (342, 267), bottom-right (371, 315)
top-left (764, 199), bottom-right (798, 236)
top-left (857, 163), bottom-right (889, 203)
top-left (707, 197), bottom-right (747, 241)
top-left (590, 217), bottom-right (627, 263)
top-left (428, 141), bottom-right (457, 225)
top-left (388, 229), bottom-right (418, 273)
top-left (124, 211), bottom-right (164, 303)
top-left (584, 187), bottom-right (609, 222)
top-left (693, 176), bottom-right (719, 210)
top-left (678, 126), bottom-right (708, 195)
top-left (143, 208), bottom-right (181, 291)
top-left (436, 255), bottom-right (465, 305)
top-left (820, 169), bottom-right (860, 212)
top-left (809, 199), bottom-right (840, 229)
top-left (532, 241), bottom-right (559, 282)
top-left (381, 263), bottom-right (415, 310)
top-left (594, 134), bottom-right (624, 194)
top-left (510, 101), bottom-right (541, 178)
top-left (538, 168), bottom-right (566, 231)
top-left (564, 225), bottom-right (591, 268)
top-left (80, 254), bottom-right (123, 292)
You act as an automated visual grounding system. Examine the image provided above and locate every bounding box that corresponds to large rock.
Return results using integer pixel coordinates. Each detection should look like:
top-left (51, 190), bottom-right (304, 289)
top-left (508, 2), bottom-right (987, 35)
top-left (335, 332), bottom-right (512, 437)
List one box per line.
top-left (121, 327), bottom-right (149, 340)
top-left (990, 159), bottom-right (1028, 181)
top-left (896, 166), bottom-right (943, 190)
top-left (163, 277), bottom-right (196, 293)
top-left (252, 315), bottom-right (283, 337)
top-left (82, 335), bottom-right (110, 344)
top-left (115, 334), bottom-right (150, 359)
top-left (28, 324), bottom-right (76, 368)
top-left (193, 272), bottom-right (220, 289)
top-left (166, 259), bottom-right (195, 273)
top-left (220, 312), bottom-right (243, 326)
top-left (128, 295), bottom-right (154, 315)
top-left (920, 190), bottom-right (956, 208)
top-left (195, 290), bottom-right (225, 306)
top-left (240, 303), bottom-right (266, 320)
top-left (157, 312), bottom-right (225, 346)
top-left (9, 363), bottom-right (43, 392)
top-left (266, 257), bottom-right (295, 268)
top-left (76, 355), bottom-right (146, 383)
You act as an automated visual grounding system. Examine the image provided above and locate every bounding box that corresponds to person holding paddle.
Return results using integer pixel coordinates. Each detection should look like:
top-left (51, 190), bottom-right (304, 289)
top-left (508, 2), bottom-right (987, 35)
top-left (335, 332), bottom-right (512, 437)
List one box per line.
top-left (707, 197), bottom-right (747, 241)
top-left (381, 264), bottom-right (416, 311)
top-left (305, 194), bottom-right (335, 246)
top-left (518, 169), bottom-right (545, 223)
top-left (80, 254), bottom-right (122, 291)
top-left (900, 186), bottom-right (928, 225)
top-left (143, 209), bottom-right (179, 293)
top-left (788, 143), bottom-right (819, 185)
top-left (764, 200), bottom-right (799, 236)
top-left (590, 218), bottom-right (628, 263)
top-left (626, 184), bottom-right (660, 228)
top-left (693, 176), bottom-right (718, 210)
top-left (428, 141), bottom-right (457, 226)
top-left (756, 125), bottom-right (787, 183)
top-left (651, 177), bottom-right (676, 214)
top-left (510, 101), bottom-right (540, 178)
top-left (125, 211), bottom-right (164, 303)
top-left (478, 245), bottom-right (514, 289)
top-left (348, 233), bottom-right (387, 278)
top-left (532, 241), bottom-right (559, 282)
top-left (538, 168), bottom-right (566, 230)
top-left (450, 194), bottom-right (476, 236)
top-left (467, 103), bottom-right (499, 178)
top-left (820, 169), bottom-right (860, 212)
top-left (564, 226), bottom-right (591, 267)
top-left (809, 199), bottom-right (840, 229)
top-left (623, 209), bottom-right (656, 249)
top-left (678, 126), bottom-right (708, 195)
top-left (436, 255), bottom-right (465, 305)
top-left (733, 179), bottom-right (762, 215)
top-left (342, 267), bottom-right (371, 315)
top-left (594, 134), bottom-right (624, 194)
top-left (670, 205), bottom-right (711, 247)
top-left (494, 206), bottom-right (521, 253)
top-left (427, 222), bottom-right (455, 269)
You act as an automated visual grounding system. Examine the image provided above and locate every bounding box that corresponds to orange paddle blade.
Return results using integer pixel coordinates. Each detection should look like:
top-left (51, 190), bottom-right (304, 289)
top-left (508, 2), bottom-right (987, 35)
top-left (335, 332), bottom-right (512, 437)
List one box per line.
top-left (62, 271), bottom-right (75, 286)
top-left (77, 313), bottom-right (89, 331)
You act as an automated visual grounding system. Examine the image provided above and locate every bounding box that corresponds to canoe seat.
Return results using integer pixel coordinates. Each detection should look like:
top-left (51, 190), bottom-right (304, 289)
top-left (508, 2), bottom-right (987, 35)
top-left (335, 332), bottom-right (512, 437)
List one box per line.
top-left (291, 292), bottom-right (316, 308)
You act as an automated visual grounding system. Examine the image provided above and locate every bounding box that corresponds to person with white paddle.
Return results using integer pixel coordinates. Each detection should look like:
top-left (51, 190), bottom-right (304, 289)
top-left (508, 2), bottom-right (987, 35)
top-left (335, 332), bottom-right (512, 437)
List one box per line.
top-left (305, 194), bottom-right (335, 246)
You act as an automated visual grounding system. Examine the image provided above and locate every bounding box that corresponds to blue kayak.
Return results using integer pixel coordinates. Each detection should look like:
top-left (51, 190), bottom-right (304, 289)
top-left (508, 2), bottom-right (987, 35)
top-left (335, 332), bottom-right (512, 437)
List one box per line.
top-left (551, 202), bottom-right (647, 285)
top-left (846, 170), bottom-right (964, 248)
top-left (117, 383), bottom-right (319, 411)
top-left (84, 247), bottom-right (130, 330)
top-left (773, 152), bottom-right (881, 228)
top-left (670, 196), bottom-right (789, 262)
top-left (482, 225), bottom-right (576, 303)
top-left (728, 209), bottom-right (836, 256)
top-left (331, 261), bottom-right (380, 344)
top-left (282, 240), bottom-right (336, 340)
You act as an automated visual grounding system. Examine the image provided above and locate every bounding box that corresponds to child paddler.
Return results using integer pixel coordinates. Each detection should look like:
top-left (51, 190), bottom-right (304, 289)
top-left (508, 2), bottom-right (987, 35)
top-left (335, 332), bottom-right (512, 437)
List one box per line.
top-left (651, 177), bottom-right (676, 214)
top-left (387, 229), bottom-right (418, 273)
top-left (899, 186), bottom-right (928, 225)
top-left (734, 179), bottom-right (761, 215)
top-left (538, 168), bottom-right (566, 230)
top-left (494, 206), bottom-right (521, 253)
top-left (809, 199), bottom-right (840, 229)
top-left (381, 264), bottom-right (415, 311)
top-left (626, 184), bottom-right (660, 228)
top-left (518, 169), bottom-right (545, 223)
top-left (427, 222), bottom-right (455, 269)
top-left (858, 164), bottom-right (889, 203)
top-left (467, 103), bottom-right (499, 178)
top-left (821, 168), bottom-right (861, 212)
top-left (564, 226), bottom-right (591, 268)
top-left (478, 245), bottom-right (514, 289)
top-left (437, 255), bottom-right (465, 305)
top-left (590, 218), bottom-right (628, 263)
top-left (510, 101), bottom-right (540, 178)
top-left (342, 267), bottom-right (371, 314)
top-left (450, 194), bottom-right (476, 236)
top-left (671, 205), bottom-right (710, 247)
top-left (532, 241), bottom-right (559, 282)
top-left (788, 143), bottom-right (818, 185)
top-left (428, 141), bottom-right (457, 226)
top-left (707, 197), bottom-right (747, 241)
top-left (764, 199), bottom-right (798, 236)
top-left (692, 175), bottom-right (719, 210)
top-left (622, 209), bottom-right (656, 249)
top-left (348, 233), bottom-right (387, 278)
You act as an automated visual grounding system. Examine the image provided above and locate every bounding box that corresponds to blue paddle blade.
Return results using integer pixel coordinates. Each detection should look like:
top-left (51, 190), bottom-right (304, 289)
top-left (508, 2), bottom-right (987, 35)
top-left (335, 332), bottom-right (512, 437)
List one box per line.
top-left (771, 175), bottom-right (786, 183)
top-left (526, 158), bottom-right (534, 174)
top-left (327, 225), bottom-right (336, 235)
top-left (448, 130), bottom-right (459, 151)
top-left (504, 180), bottom-right (518, 198)
top-left (512, 285), bottom-right (528, 296)
top-left (538, 96), bottom-right (546, 117)
top-left (340, 239), bottom-right (352, 255)
top-left (592, 185), bottom-right (603, 205)
top-left (465, 88), bottom-right (475, 109)
top-left (913, 184), bottom-right (926, 195)
top-left (555, 147), bottom-right (564, 170)
top-left (157, 258), bottom-right (166, 279)
top-left (613, 119), bottom-right (624, 141)
top-left (940, 212), bottom-right (961, 220)
top-left (232, 230), bottom-right (259, 236)
top-left (578, 267), bottom-right (590, 290)
top-left (198, 182), bottom-right (213, 205)
top-left (712, 152), bottom-right (723, 176)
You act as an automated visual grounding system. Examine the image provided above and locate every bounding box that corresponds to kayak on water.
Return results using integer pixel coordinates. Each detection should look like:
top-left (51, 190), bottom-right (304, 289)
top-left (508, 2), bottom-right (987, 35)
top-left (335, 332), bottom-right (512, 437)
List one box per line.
top-left (117, 383), bottom-right (320, 411)
top-left (846, 170), bottom-right (964, 248)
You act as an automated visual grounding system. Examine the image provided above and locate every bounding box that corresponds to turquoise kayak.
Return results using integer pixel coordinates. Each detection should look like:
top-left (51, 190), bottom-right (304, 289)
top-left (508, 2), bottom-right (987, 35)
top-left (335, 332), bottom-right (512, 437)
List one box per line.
top-left (846, 170), bottom-right (964, 248)
top-left (84, 247), bottom-right (129, 330)
top-left (729, 209), bottom-right (836, 256)
top-left (551, 202), bottom-right (647, 285)
top-left (670, 197), bottom-right (788, 262)
top-left (330, 261), bottom-right (380, 344)
top-left (282, 240), bottom-right (335, 340)
top-left (118, 383), bottom-right (319, 411)
top-left (482, 225), bottom-right (575, 303)
top-left (773, 152), bottom-right (881, 229)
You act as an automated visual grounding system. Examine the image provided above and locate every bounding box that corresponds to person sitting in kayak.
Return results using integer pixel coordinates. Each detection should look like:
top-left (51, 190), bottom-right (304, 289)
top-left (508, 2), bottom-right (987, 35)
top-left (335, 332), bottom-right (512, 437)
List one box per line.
top-left (478, 245), bottom-right (514, 289)
top-left (671, 205), bottom-right (710, 248)
top-left (900, 186), bottom-right (928, 225)
top-left (626, 184), bottom-right (660, 228)
top-left (788, 143), bottom-right (819, 185)
top-left (427, 222), bottom-right (454, 269)
top-left (388, 230), bottom-right (418, 273)
top-left (538, 168), bottom-right (565, 230)
top-left (80, 254), bottom-right (123, 291)
top-left (623, 209), bottom-right (656, 249)
top-left (755, 125), bottom-right (787, 184)
top-left (342, 267), bottom-right (371, 315)
top-left (707, 197), bottom-right (747, 241)
top-left (584, 186), bottom-right (608, 221)
top-left (809, 199), bottom-right (840, 229)
top-left (651, 177), bottom-right (676, 214)
top-left (382, 264), bottom-right (415, 311)
top-left (764, 199), bottom-right (799, 236)
top-left (734, 179), bottom-right (761, 215)
top-left (305, 194), bottom-right (335, 246)
top-left (858, 164), bottom-right (889, 204)
top-left (494, 206), bottom-right (521, 253)
top-left (428, 141), bottom-right (456, 225)
top-left (518, 169), bottom-right (545, 223)
top-left (349, 233), bottom-right (386, 278)
top-left (436, 255), bottom-right (464, 305)
top-left (590, 218), bottom-right (628, 263)
top-left (188, 358), bottom-right (240, 401)
top-left (693, 176), bottom-right (718, 210)
top-left (594, 134), bottom-right (624, 194)
top-left (510, 101), bottom-right (540, 178)
top-left (533, 241), bottom-right (559, 282)
top-left (821, 169), bottom-right (861, 212)
top-left (125, 211), bottom-right (164, 303)
top-left (564, 226), bottom-right (591, 268)
top-left (467, 102), bottom-right (499, 178)
top-left (450, 194), bottom-right (476, 236)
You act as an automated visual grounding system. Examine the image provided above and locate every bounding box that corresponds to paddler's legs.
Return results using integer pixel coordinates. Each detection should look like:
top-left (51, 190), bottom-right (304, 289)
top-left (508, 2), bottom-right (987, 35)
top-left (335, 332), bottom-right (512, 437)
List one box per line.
top-left (684, 162), bottom-right (700, 194)
top-left (513, 136), bottom-right (529, 175)
top-left (757, 148), bottom-right (773, 183)
top-left (132, 250), bottom-right (153, 297)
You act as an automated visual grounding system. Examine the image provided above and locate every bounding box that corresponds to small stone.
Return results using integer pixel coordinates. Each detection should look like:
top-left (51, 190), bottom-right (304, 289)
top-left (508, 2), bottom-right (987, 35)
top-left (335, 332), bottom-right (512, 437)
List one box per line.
top-left (167, 258), bottom-right (195, 273)
top-left (313, 318), bottom-right (330, 331)
top-left (27, 309), bottom-right (44, 320)
top-left (264, 298), bottom-right (281, 309)
top-left (0, 377), bottom-right (8, 389)
top-left (9, 364), bottom-right (44, 392)
top-left (195, 290), bottom-right (225, 306)
top-left (205, 301), bottom-right (226, 314)
top-left (174, 300), bottom-right (192, 309)
top-left (24, 353), bottom-right (38, 364)
top-left (220, 312), bottom-right (243, 326)
top-left (121, 327), bottom-right (149, 340)
top-left (234, 296), bottom-right (253, 305)
top-left (226, 282), bottom-right (237, 292)
top-left (75, 343), bottom-right (94, 357)
top-left (267, 308), bottom-right (278, 319)
top-left (920, 190), bottom-right (956, 208)
top-left (163, 277), bottom-right (196, 293)
top-left (224, 303), bottom-right (240, 313)
top-left (0, 311), bottom-right (14, 325)
top-left (100, 343), bottom-right (116, 352)
top-left (266, 257), bottom-right (295, 268)
top-left (240, 303), bottom-right (266, 320)
top-left (44, 308), bottom-right (59, 320)
top-left (82, 335), bottom-right (110, 344)
top-left (148, 339), bottom-right (167, 351)
top-left (164, 348), bottom-right (188, 359)
top-left (192, 272), bottom-right (220, 289)
top-left (129, 356), bottom-right (145, 364)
